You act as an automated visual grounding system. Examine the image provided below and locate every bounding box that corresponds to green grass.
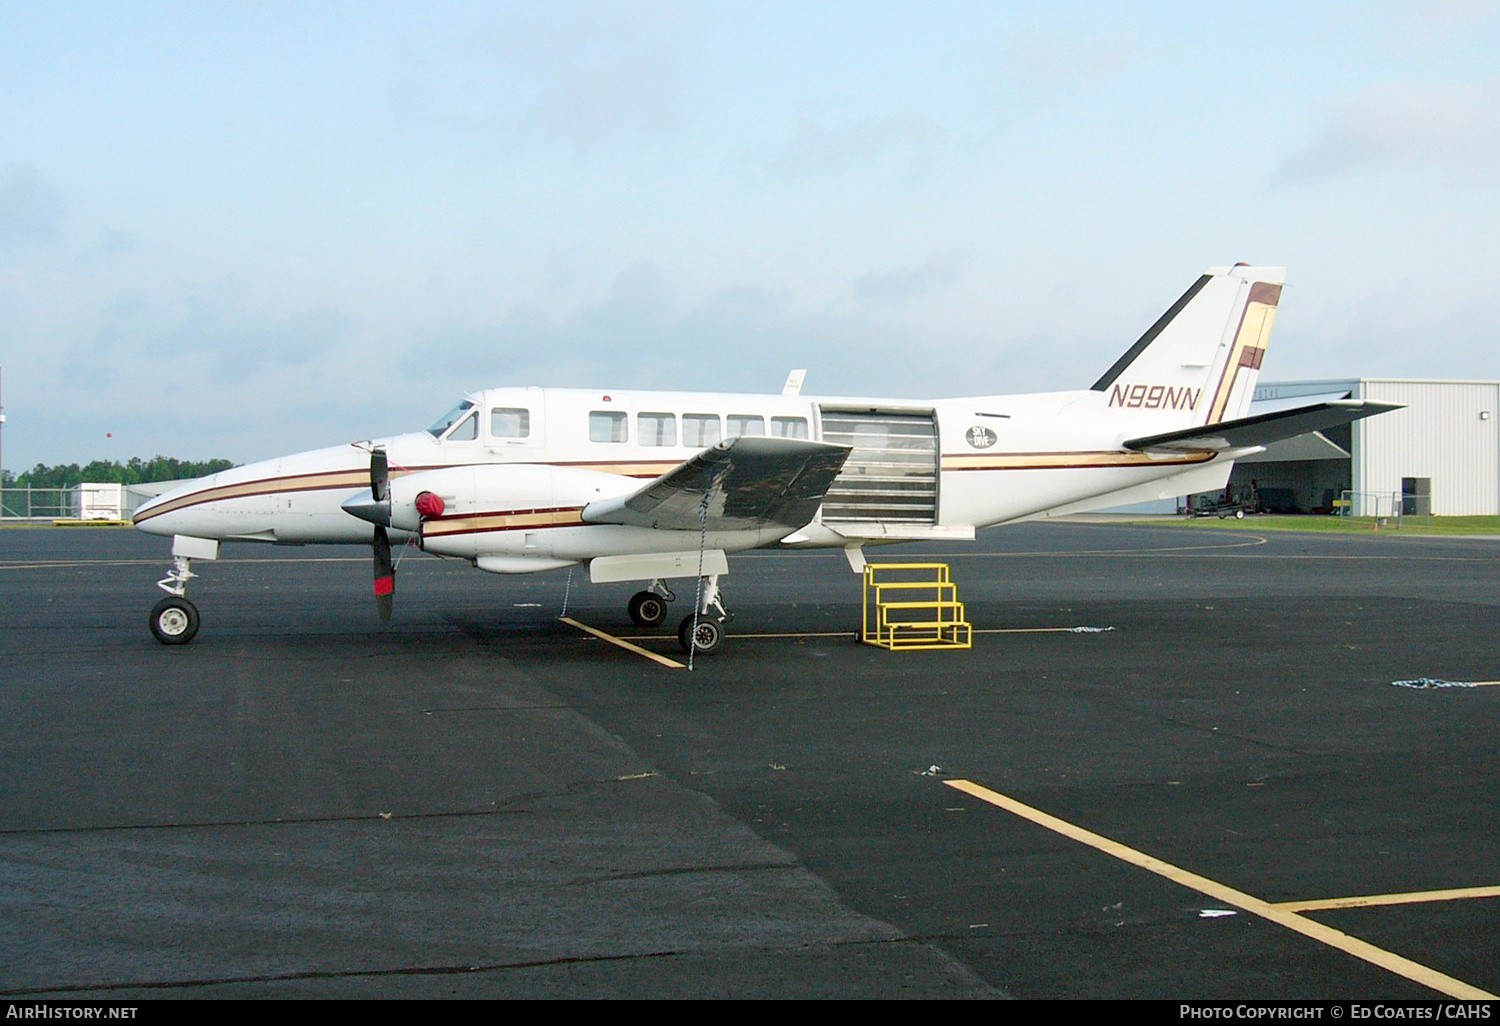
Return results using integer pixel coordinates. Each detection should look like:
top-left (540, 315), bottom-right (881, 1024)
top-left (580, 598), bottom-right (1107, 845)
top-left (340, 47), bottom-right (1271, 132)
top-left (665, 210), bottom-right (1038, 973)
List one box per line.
top-left (1150, 514), bottom-right (1500, 535)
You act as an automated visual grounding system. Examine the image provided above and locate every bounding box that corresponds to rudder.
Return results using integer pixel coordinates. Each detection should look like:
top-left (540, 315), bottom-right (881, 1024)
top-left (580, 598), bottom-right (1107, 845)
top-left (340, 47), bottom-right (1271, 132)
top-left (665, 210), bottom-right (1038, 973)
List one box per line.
top-left (1092, 265), bottom-right (1286, 426)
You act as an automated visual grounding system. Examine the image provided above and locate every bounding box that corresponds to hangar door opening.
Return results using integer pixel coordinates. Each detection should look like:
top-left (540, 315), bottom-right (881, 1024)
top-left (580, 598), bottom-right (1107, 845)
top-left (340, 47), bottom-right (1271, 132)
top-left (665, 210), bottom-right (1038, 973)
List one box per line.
top-left (1216, 421), bottom-right (1352, 514)
top-left (818, 407), bottom-right (939, 525)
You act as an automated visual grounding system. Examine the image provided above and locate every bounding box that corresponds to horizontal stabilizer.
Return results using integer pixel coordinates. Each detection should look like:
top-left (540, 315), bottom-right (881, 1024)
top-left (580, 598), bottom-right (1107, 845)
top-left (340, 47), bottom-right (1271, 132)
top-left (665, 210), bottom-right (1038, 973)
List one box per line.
top-left (582, 436), bottom-right (851, 532)
top-left (1123, 399), bottom-right (1402, 453)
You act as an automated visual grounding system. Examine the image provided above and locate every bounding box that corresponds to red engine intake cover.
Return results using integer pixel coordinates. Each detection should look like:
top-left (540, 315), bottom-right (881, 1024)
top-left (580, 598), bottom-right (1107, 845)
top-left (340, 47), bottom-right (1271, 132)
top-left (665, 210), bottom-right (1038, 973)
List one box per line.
top-left (414, 491), bottom-right (446, 519)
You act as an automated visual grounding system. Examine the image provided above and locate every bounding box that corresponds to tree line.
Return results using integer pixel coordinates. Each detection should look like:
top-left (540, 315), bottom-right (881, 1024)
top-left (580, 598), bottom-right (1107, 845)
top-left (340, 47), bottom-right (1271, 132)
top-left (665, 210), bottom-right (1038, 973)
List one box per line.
top-left (1, 456), bottom-right (237, 490)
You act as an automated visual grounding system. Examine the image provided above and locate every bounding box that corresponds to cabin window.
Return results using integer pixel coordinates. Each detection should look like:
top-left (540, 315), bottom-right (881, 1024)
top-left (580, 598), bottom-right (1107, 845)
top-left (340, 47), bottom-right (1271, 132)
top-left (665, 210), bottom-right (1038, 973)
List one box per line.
top-left (427, 400), bottom-right (475, 438)
top-left (772, 416), bottom-right (809, 439)
top-left (727, 415), bottom-right (765, 439)
top-left (589, 410), bottom-right (628, 443)
top-left (490, 408), bottom-right (530, 438)
top-left (683, 414), bottom-right (721, 448)
top-left (638, 412), bottom-right (677, 446)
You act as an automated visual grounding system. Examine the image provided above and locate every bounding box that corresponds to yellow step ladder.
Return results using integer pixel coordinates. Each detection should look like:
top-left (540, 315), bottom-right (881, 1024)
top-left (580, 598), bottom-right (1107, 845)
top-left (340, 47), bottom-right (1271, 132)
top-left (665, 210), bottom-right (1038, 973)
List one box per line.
top-left (861, 562), bottom-right (972, 651)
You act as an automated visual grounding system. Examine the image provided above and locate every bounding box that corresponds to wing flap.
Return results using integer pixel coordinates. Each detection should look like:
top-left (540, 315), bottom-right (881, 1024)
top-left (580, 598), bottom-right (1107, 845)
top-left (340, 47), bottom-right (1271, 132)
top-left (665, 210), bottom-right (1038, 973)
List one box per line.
top-left (581, 436), bottom-right (852, 532)
top-left (1124, 399), bottom-right (1402, 453)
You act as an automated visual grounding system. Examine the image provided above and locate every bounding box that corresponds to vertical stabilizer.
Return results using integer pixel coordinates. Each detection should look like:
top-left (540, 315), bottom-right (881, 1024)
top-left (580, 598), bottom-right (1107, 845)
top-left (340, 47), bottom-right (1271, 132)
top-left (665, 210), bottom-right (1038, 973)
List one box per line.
top-left (1091, 265), bottom-right (1285, 426)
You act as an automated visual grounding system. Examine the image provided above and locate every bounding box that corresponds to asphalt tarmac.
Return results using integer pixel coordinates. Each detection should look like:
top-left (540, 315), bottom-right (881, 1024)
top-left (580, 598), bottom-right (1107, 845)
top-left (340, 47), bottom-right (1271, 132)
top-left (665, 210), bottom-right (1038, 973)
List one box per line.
top-left (1, 520), bottom-right (1497, 999)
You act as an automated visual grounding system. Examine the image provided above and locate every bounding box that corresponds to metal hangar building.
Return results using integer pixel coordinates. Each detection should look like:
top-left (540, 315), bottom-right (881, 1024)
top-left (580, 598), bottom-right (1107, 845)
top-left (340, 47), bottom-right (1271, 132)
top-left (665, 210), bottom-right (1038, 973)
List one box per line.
top-left (1222, 379), bottom-right (1500, 517)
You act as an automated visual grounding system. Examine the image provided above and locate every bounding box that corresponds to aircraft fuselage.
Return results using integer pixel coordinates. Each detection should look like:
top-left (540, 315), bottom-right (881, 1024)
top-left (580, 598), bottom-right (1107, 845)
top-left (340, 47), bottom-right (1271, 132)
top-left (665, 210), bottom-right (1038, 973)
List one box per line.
top-left (133, 383), bottom-right (1238, 572)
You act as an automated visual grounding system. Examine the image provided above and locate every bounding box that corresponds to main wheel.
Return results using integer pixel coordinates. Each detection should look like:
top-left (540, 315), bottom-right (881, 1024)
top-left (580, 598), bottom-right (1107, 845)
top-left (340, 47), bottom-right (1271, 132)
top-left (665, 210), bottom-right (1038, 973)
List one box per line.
top-left (678, 615), bottom-right (724, 656)
top-left (628, 590), bottom-right (669, 628)
top-left (150, 596), bottom-right (200, 645)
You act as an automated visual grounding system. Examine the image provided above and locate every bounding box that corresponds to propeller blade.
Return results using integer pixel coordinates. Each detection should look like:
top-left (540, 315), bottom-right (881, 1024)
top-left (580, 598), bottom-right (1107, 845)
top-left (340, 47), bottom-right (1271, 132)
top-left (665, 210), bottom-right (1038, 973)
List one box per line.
top-left (370, 447), bottom-right (389, 503)
top-left (373, 525), bottom-right (394, 622)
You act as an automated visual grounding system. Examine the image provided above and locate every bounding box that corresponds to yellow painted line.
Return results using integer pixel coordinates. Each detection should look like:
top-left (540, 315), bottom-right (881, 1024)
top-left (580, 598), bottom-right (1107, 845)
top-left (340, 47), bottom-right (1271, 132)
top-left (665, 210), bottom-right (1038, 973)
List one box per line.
top-left (615, 627), bottom-right (1102, 642)
top-left (975, 627), bottom-right (1106, 635)
top-left (1273, 885), bottom-right (1500, 913)
top-left (559, 617), bottom-right (685, 669)
top-left (619, 631), bottom-right (852, 642)
top-left (945, 778), bottom-right (1496, 1000)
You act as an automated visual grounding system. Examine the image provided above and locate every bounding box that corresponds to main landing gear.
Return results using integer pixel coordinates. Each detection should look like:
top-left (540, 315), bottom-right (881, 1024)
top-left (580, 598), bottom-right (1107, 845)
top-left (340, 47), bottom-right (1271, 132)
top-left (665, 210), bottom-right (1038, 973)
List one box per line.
top-left (624, 576), bottom-right (730, 656)
top-left (627, 580), bottom-right (674, 628)
top-left (679, 574), bottom-right (728, 657)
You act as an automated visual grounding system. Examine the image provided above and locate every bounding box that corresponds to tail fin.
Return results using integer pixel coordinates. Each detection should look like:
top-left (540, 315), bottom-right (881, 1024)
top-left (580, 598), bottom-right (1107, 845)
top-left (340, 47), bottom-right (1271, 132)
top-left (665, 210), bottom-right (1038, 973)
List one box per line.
top-left (1092, 264), bottom-right (1285, 426)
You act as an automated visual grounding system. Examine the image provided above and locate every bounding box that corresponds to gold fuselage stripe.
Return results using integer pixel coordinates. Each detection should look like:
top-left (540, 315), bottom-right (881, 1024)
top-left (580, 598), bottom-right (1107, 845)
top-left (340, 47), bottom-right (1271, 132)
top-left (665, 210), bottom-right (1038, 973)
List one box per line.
top-left (135, 450), bottom-right (1222, 527)
top-left (130, 465), bottom-right (458, 524)
top-left (941, 451), bottom-right (1215, 471)
top-left (421, 507), bottom-right (586, 538)
top-left (133, 460), bottom-right (680, 525)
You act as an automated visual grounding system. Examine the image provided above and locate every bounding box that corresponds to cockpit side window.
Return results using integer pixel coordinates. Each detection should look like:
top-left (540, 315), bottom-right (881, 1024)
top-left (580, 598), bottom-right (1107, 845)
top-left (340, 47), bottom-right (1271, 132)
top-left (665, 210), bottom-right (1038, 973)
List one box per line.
top-left (445, 410), bottom-right (479, 442)
top-left (427, 400), bottom-right (475, 438)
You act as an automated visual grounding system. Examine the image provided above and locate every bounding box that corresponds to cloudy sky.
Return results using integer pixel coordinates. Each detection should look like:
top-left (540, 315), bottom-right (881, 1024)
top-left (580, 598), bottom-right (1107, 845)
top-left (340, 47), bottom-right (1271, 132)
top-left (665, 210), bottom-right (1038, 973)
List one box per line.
top-left (2, 1), bottom-right (1499, 469)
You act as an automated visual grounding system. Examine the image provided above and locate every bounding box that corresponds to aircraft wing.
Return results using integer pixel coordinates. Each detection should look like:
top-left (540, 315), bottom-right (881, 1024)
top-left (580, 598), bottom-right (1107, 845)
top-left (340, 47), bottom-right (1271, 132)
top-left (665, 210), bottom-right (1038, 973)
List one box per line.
top-left (1123, 399), bottom-right (1403, 453)
top-left (581, 436), bottom-right (852, 532)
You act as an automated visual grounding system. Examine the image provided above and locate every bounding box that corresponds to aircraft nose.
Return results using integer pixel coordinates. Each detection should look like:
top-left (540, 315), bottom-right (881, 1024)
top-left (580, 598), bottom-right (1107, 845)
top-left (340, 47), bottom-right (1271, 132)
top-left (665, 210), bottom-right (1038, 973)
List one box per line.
top-left (131, 489), bottom-right (188, 535)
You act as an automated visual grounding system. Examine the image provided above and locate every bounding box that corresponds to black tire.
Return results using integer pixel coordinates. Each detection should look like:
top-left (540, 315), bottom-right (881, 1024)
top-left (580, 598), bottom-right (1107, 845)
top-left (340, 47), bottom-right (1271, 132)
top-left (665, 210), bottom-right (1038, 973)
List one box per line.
top-left (628, 590), bottom-right (669, 628)
top-left (1234, 509), bottom-right (1245, 519)
top-left (678, 615), bottom-right (724, 656)
top-left (150, 596), bottom-right (200, 645)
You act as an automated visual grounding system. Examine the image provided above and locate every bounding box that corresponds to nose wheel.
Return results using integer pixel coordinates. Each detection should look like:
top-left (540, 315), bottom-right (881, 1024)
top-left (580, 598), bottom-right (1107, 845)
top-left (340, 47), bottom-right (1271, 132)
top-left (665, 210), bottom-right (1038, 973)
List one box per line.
top-left (150, 596), bottom-right (200, 645)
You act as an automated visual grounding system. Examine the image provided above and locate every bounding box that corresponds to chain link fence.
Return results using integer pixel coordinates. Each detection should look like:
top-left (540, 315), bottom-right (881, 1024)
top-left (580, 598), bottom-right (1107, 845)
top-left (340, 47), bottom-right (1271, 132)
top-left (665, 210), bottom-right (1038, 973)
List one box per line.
top-left (1338, 490), bottom-right (1404, 524)
top-left (0, 487), bottom-right (75, 521)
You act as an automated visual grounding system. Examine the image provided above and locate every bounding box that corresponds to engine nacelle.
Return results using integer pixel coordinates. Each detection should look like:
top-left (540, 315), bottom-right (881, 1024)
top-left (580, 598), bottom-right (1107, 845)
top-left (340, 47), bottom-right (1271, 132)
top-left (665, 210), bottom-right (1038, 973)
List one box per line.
top-left (388, 463), bottom-right (639, 559)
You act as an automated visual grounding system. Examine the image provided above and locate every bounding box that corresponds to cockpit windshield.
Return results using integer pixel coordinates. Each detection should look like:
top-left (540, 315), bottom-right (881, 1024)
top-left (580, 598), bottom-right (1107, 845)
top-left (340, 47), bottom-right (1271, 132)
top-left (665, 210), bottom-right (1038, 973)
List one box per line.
top-left (426, 400), bottom-right (475, 438)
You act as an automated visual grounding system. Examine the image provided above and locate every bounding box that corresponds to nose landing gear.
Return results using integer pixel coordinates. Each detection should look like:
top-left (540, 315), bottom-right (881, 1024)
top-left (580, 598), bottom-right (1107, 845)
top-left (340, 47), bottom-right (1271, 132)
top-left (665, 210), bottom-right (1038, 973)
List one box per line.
top-left (150, 594), bottom-right (200, 645)
top-left (148, 537), bottom-right (219, 645)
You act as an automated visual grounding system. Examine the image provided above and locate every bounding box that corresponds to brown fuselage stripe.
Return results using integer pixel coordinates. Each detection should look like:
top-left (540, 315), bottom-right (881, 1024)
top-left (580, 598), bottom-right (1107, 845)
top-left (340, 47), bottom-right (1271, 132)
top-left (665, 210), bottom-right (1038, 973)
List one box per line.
top-left (553, 461), bottom-right (680, 477)
top-left (136, 449), bottom-right (1221, 527)
top-left (130, 465), bottom-right (459, 525)
top-left (134, 460), bottom-right (687, 525)
top-left (942, 451), bottom-right (1216, 471)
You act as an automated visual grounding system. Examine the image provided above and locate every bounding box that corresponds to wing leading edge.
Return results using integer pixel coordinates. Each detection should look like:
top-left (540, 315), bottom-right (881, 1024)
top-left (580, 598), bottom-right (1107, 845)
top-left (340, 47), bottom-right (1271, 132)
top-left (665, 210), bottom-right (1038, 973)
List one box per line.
top-left (581, 436), bottom-right (852, 532)
top-left (1123, 399), bottom-right (1402, 453)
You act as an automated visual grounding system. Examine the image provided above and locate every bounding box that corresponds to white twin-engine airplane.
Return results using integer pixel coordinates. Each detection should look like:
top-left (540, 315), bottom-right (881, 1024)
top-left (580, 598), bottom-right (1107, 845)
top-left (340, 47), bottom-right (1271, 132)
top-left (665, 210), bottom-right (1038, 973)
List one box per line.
top-left (134, 263), bottom-right (1396, 653)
